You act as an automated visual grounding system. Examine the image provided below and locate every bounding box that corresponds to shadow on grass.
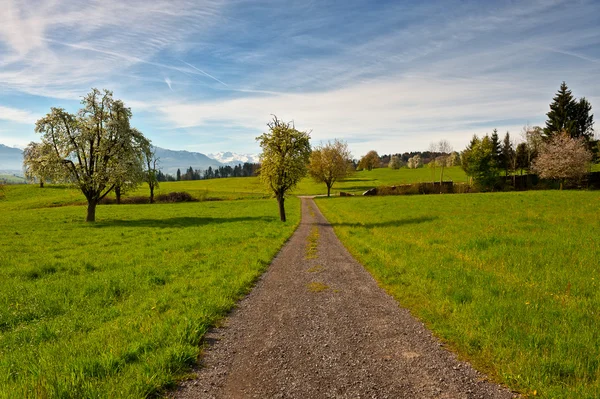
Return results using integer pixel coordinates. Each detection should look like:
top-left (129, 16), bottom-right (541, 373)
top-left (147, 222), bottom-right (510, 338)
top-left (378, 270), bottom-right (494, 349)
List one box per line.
top-left (327, 215), bottom-right (438, 228)
top-left (91, 216), bottom-right (277, 228)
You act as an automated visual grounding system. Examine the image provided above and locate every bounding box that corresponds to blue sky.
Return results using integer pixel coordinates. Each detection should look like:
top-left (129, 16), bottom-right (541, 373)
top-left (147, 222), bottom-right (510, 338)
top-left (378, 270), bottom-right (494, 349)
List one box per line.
top-left (0, 0), bottom-right (599, 157)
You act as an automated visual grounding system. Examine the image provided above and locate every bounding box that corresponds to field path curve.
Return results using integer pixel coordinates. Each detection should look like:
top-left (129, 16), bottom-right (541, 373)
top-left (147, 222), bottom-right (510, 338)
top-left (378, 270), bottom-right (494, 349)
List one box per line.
top-left (175, 197), bottom-right (517, 399)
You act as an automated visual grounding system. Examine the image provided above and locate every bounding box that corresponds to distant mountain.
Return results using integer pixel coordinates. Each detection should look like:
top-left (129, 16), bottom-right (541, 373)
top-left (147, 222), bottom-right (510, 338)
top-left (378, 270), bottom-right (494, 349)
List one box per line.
top-left (208, 151), bottom-right (260, 166)
top-left (0, 144), bottom-right (24, 172)
top-left (0, 144), bottom-right (255, 177)
top-left (154, 147), bottom-right (224, 175)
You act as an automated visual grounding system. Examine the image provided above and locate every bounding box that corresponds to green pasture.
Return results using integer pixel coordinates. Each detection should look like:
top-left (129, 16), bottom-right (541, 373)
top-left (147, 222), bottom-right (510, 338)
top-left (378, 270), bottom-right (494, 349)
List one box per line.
top-left (0, 185), bottom-right (300, 398)
top-left (128, 166), bottom-right (469, 200)
top-left (294, 165), bottom-right (469, 195)
top-left (317, 191), bottom-right (600, 398)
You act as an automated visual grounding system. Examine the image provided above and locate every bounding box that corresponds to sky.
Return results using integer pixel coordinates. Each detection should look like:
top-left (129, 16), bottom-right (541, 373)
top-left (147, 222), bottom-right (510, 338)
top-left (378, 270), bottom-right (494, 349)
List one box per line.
top-left (0, 0), bottom-right (599, 158)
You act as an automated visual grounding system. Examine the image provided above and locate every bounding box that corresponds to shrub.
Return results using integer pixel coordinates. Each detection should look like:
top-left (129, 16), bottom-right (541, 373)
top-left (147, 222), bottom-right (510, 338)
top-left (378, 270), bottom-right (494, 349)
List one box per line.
top-left (156, 192), bottom-right (197, 203)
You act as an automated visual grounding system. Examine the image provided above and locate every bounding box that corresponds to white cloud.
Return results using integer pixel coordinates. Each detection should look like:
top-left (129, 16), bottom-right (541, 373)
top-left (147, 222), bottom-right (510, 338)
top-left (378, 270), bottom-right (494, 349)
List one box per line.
top-left (0, 106), bottom-right (40, 125)
top-left (155, 73), bottom-right (547, 155)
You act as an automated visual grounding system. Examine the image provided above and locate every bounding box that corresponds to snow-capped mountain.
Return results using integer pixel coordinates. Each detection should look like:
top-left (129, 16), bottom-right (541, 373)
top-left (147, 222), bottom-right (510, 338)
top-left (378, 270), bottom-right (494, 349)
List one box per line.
top-left (208, 151), bottom-right (260, 165)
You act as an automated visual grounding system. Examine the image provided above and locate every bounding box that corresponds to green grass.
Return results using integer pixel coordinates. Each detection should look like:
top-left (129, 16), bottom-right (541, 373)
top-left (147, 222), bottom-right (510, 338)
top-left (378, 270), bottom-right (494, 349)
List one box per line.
top-left (0, 185), bottom-right (300, 398)
top-left (316, 191), bottom-right (600, 398)
top-left (0, 174), bottom-right (26, 184)
top-left (294, 166), bottom-right (468, 195)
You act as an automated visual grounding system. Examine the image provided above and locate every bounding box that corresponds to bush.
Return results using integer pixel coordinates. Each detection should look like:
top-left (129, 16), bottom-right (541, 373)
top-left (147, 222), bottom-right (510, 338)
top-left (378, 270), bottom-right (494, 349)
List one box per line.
top-left (156, 192), bottom-right (197, 203)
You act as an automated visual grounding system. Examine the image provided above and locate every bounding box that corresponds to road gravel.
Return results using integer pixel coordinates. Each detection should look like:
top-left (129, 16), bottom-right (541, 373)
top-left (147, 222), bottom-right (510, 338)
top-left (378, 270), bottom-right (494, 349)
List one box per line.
top-left (175, 197), bottom-right (518, 399)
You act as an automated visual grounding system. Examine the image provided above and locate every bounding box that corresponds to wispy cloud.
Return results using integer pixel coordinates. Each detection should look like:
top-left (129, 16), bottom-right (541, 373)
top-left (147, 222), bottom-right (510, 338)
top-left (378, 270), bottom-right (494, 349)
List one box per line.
top-left (180, 60), bottom-right (228, 87)
top-left (164, 77), bottom-right (173, 91)
top-left (0, 106), bottom-right (40, 125)
top-left (0, 0), bottom-right (599, 154)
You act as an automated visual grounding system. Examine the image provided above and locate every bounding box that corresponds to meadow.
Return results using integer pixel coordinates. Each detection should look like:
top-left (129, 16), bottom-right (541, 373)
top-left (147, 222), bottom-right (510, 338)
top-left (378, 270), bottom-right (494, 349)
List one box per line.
top-left (124, 166), bottom-right (469, 200)
top-left (316, 191), bottom-right (600, 398)
top-left (0, 184), bottom-right (300, 398)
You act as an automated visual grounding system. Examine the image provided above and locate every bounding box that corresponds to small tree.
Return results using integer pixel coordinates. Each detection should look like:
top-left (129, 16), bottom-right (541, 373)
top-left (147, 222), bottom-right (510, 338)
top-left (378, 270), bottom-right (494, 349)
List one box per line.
top-left (407, 154), bottom-right (422, 169)
top-left (358, 150), bottom-right (379, 171)
top-left (436, 140), bottom-right (452, 184)
top-left (461, 135), bottom-right (499, 190)
top-left (308, 139), bottom-right (352, 197)
top-left (446, 151), bottom-right (461, 166)
top-left (256, 116), bottom-right (311, 222)
top-left (34, 89), bottom-right (150, 222)
top-left (500, 132), bottom-right (515, 177)
top-left (515, 142), bottom-right (529, 175)
top-left (532, 132), bottom-right (592, 190)
top-left (388, 155), bottom-right (403, 169)
top-left (144, 148), bottom-right (160, 203)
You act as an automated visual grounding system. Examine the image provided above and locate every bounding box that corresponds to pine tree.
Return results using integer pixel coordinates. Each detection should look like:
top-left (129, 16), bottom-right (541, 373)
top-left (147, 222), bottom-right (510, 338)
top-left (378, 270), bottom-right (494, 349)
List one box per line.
top-left (544, 81), bottom-right (577, 138)
top-left (573, 97), bottom-right (594, 141)
top-left (176, 168), bottom-right (181, 181)
top-left (500, 132), bottom-right (514, 177)
top-left (491, 129), bottom-right (501, 167)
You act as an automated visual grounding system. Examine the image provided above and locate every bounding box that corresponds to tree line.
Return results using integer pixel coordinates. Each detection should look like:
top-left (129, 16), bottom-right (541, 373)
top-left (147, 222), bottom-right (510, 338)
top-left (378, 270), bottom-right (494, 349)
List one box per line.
top-left (461, 82), bottom-right (596, 190)
top-left (169, 163), bottom-right (261, 182)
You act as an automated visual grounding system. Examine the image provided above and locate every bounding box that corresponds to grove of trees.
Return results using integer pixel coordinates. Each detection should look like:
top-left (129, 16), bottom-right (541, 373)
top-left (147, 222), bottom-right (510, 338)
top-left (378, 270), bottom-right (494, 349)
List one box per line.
top-left (460, 82), bottom-right (595, 190)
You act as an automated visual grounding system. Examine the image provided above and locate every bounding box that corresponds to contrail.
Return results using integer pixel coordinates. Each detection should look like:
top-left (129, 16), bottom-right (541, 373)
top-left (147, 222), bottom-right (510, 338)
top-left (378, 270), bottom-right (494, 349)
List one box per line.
top-left (180, 60), bottom-right (229, 87)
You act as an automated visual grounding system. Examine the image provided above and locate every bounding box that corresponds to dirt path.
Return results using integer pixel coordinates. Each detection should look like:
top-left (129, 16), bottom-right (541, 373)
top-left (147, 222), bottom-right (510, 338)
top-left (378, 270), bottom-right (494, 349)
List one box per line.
top-left (175, 198), bottom-right (517, 399)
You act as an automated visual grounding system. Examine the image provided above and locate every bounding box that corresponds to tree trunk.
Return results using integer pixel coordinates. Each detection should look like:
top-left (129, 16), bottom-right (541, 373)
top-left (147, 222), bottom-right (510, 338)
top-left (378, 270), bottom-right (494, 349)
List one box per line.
top-left (560, 180), bottom-right (564, 190)
top-left (277, 195), bottom-right (286, 222)
top-left (86, 200), bottom-right (97, 222)
top-left (327, 184), bottom-right (331, 197)
top-left (150, 185), bottom-right (154, 204)
top-left (115, 186), bottom-right (121, 205)
top-left (39, 180), bottom-right (44, 188)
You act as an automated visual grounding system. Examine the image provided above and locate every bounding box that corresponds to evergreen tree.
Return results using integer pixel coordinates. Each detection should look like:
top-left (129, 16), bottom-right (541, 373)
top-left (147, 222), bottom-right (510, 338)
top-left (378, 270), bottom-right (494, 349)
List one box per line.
top-left (176, 168), bottom-right (181, 181)
top-left (500, 132), bottom-right (514, 177)
top-left (573, 97), bottom-right (594, 141)
top-left (544, 81), bottom-right (577, 138)
top-left (515, 143), bottom-right (529, 175)
top-left (491, 129), bottom-right (501, 166)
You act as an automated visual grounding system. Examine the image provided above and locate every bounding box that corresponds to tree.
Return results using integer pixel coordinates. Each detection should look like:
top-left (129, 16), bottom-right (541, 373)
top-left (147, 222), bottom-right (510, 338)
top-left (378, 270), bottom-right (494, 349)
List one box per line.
top-left (515, 142), bottom-right (528, 175)
top-left (532, 132), bottom-right (592, 190)
top-left (446, 151), bottom-right (461, 166)
top-left (500, 132), bottom-right (515, 177)
top-left (573, 97), bottom-right (594, 141)
top-left (113, 132), bottom-right (148, 204)
top-left (176, 168), bottom-right (181, 181)
top-left (545, 82), bottom-right (576, 139)
top-left (23, 141), bottom-right (60, 188)
top-left (34, 88), bottom-right (150, 222)
top-left (523, 125), bottom-right (543, 170)
top-left (544, 82), bottom-right (594, 142)
top-left (407, 154), bottom-right (422, 169)
top-left (461, 135), bottom-right (499, 190)
top-left (144, 148), bottom-right (160, 203)
top-left (308, 139), bottom-right (352, 197)
top-left (358, 150), bottom-right (379, 171)
top-left (491, 129), bottom-right (501, 166)
top-left (435, 140), bottom-right (452, 184)
top-left (388, 155), bottom-right (403, 169)
top-left (256, 116), bottom-right (311, 222)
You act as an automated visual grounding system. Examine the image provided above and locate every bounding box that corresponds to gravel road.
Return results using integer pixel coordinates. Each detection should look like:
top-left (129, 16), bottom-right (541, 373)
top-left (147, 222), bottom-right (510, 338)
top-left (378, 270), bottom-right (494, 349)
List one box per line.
top-left (175, 197), bottom-right (518, 399)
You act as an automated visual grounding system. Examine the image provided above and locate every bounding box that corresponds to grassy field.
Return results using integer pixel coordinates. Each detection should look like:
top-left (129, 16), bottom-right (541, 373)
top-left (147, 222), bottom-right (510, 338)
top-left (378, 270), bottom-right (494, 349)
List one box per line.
top-left (124, 166), bottom-right (469, 201)
top-left (0, 184), bottom-right (300, 398)
top-left (294, 165), bottom-right (469, 195)
top-left (316, 191), bottom-right (600, 398)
